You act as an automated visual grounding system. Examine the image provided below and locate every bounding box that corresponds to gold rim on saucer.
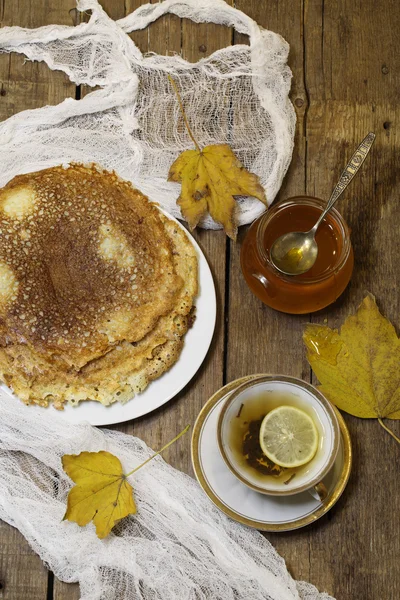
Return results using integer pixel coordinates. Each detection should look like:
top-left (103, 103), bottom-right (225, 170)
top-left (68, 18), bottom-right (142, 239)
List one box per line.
top-left (191, 375), bottom-right (352, 532)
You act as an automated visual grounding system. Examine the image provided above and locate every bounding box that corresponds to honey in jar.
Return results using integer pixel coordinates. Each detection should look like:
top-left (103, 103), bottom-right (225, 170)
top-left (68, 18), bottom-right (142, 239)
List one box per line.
top-left (240, 196), bottom-right (354, 314)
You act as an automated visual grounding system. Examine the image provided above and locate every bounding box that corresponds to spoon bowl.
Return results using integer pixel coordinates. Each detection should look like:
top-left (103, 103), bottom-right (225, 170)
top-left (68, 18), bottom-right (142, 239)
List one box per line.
top-left (270, 230), bottom-right (319, 276)
top-left (270, 132), bottom-right (375, 276)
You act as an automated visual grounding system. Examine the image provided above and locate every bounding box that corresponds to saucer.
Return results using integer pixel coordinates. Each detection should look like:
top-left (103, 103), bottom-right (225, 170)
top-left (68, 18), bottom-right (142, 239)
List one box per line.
top-left (191, 375), bottom-right (352, 532)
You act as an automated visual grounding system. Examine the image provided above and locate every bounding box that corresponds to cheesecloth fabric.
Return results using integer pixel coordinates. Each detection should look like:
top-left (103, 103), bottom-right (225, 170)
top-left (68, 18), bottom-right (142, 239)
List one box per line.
top-left (0, 392), bottom-right (334, 600)
top-left (0, 0), bottom-right (295, 229)
top-left (0, 2), bottom-right (333, 598)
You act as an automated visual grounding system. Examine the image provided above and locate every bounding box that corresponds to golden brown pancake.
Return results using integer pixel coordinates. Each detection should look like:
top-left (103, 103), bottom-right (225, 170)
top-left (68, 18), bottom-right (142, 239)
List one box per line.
top-left (0, 164), bottom-right (182, 369)
top-left (0, 169), bottom-right (198, 408)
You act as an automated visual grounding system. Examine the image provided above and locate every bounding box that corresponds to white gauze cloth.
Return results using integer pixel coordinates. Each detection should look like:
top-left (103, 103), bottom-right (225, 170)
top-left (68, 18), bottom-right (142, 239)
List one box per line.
top-left (0, 393), bottom-right (334, 600)
top-left (0, 0), bottom-right (295, 229)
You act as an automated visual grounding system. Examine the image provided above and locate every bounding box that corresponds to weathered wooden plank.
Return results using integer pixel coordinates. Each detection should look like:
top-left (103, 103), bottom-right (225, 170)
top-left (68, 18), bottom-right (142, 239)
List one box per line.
top-left (0, 522), bottom-right (48, 600)
top-left (0, 1), bottom-right (74, 122)
top-left (304, 1), bottom-right (400, 598)
top-left (228, 0), bottom-right (313, 585)
top-left (0, 2), bottom-right (76, 598)
top-left (128, 0), bottom-right (181, 57)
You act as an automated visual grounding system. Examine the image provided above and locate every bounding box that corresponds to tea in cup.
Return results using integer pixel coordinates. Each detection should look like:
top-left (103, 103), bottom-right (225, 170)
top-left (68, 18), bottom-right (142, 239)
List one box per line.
top-left (218, 375), bottom-right (340, 498)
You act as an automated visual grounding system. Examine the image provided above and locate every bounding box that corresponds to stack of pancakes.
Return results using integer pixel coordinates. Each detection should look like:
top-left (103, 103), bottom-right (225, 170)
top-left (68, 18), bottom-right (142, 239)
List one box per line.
top-left (0, 165), bottom-right (198, 408)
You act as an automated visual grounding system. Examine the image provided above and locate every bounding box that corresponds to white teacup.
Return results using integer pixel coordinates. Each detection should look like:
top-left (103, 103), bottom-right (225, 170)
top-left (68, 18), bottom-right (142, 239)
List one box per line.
top-left (218, 375), bottom-right (340, 498)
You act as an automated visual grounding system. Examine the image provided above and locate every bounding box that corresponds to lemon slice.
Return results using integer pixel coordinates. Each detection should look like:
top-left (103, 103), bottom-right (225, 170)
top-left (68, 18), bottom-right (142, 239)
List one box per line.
top-left (259, 406), bottom-right (319, 468)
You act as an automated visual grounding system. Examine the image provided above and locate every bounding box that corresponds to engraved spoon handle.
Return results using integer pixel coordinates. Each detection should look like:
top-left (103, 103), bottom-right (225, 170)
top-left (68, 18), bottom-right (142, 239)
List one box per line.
top-left (312, 132), bottom-right (376, 233)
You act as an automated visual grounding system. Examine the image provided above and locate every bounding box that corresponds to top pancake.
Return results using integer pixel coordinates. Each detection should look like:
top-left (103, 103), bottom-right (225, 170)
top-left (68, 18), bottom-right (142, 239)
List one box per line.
top-left (0, 214), bottom-right (198, 408)
top-left (0, 165), bottom-right (182, 368)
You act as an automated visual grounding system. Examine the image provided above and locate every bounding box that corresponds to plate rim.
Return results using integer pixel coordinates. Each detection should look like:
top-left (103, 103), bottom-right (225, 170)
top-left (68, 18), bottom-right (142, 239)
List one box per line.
top-left (191, 375), bottom-right (352, 532)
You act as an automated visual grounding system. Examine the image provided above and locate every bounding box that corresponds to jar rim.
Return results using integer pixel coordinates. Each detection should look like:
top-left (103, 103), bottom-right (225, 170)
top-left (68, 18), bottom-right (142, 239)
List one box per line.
top-left (256, 196), bottom-right (352, 284)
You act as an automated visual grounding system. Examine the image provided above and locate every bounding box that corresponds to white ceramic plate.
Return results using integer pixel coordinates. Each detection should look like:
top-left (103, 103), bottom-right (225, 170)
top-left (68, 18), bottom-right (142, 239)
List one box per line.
top-left (0, 218), bottom-right (216, 426)
top-left (191, 376), bottom-right (352, 532)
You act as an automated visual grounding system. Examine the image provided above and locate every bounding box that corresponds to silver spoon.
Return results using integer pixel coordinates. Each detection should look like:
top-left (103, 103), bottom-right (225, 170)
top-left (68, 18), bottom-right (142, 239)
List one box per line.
top-left (270, 132), bottom-right (376, 276)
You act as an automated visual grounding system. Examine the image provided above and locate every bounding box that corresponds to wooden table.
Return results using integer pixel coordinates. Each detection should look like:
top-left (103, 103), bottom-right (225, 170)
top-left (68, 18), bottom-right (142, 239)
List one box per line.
top-left (0, 1), bottom-right (399, 599)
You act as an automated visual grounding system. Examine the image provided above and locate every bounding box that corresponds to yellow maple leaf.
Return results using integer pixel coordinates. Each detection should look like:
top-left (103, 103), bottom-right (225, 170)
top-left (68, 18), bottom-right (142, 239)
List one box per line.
top-left (303, 294), bottom-right (400, 443)
top-left (167, 76), bottom-right (267, 240)
top-left (62, 425), bottom-right (189, 539)
top-left (169, 144), bottom-right (267, 240)
top-left (62, 451), bottom-right (136, 539)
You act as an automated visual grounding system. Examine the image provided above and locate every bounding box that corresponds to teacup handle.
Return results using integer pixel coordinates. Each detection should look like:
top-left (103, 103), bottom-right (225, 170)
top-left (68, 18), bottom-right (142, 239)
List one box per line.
top-left (309, 481), bottom-right (328, 502)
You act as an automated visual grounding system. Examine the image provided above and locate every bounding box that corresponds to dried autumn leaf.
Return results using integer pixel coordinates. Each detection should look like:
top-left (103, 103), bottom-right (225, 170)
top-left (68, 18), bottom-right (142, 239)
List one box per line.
top-left (62, 451), bottom-right (136, 539)
top-left (167, 76), bottom-right (267, 240)
top-left (169, 144), bottom-right (267, 240)
top-left (62, 425), bottom-right (190, 539)
top-left (303, 294), bottom-right (400, 442)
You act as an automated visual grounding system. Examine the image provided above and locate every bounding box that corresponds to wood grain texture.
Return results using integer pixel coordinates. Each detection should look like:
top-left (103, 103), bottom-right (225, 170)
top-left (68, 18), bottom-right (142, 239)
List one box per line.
top-left (0, 522), bottom-right (49, 600)
top-left (305, 1), bottom-right (400, 597)
top-left (229, 0), bottom-right (313, 584)
top-left (0, 1), bottom-right (74, 121)
top-left (229, 1), bottom-right (400, 599)
top-left (0, 3), bottom-right (75, 599)
top-left (1, 1), bottom-right (399, 599)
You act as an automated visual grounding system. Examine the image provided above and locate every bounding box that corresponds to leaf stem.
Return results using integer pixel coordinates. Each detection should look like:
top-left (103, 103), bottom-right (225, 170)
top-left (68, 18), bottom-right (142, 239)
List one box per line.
top-left (378, 418), bottom-right (400, 444)
top-left (125, 425), bottom-right (190, 477)
top-left (168, 75), bottom-right (201, 152)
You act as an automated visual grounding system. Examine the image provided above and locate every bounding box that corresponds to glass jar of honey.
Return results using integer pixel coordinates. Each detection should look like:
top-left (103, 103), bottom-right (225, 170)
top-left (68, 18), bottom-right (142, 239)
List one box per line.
top-left (240, 196), bottom-right (354, 314)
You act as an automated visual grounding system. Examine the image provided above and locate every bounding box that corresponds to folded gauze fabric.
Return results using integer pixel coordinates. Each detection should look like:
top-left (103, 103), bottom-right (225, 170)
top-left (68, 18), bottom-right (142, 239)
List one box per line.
top-left (0, 0), bottom-right (295, 229)
top-left (0, 391), bottom-right (334, 600)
